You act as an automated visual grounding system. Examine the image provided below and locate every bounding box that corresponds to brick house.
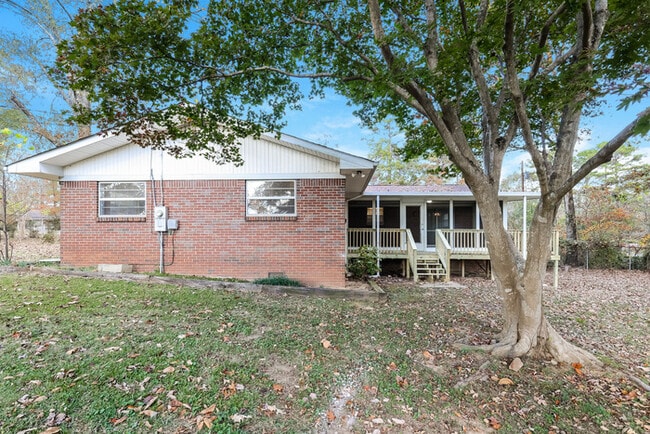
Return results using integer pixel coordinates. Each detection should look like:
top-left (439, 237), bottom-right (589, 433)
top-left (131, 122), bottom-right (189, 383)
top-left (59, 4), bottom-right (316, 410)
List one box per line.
top-left (8, 131), bottom-right (375, 288)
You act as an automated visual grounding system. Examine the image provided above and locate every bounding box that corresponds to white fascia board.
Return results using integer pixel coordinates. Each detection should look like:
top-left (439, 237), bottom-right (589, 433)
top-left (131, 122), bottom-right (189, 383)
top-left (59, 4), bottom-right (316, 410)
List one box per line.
top-left (7, 131), bottom-right (128, 179)
top-left (359, 191), bottom-right (475, 198)
top-left (38, 163), bottom-right (64, 178)
top-left (60, 172), bottom-right (347, 182)
top-left (356, 190), bottom-right (541, 201)
top-left (498, 191), bottom-right (542, 200)
top-left (7, 160), bottom-right (63, 180)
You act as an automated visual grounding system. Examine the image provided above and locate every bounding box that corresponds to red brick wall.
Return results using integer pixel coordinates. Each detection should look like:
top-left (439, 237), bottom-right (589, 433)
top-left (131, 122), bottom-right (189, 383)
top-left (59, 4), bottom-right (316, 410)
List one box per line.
top-left (59, 179), bottom-right (347, 288)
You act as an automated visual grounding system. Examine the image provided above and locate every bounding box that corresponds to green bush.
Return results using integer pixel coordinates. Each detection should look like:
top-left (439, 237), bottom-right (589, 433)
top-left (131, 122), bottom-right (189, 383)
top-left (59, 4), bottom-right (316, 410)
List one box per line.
top-left (348, 245), bottom-right (380, 279)
top-left (42, 232), bottom-right (57, 243)
top-left (587, 242), bottom-right (624, 269)
top-left (253, 275), bottom-right (303, 287)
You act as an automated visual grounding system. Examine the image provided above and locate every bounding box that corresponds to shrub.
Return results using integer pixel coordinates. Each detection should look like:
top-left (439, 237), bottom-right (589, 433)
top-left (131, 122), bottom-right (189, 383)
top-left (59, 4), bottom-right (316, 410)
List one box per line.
top-left (253, 275), bottom-right (303, 287)
top-left (348, 245), bottom-right (380, 279)
top-left (42, 232), bottom-right (57, 243)
top-left (586, 241), bottom-right (624, 269)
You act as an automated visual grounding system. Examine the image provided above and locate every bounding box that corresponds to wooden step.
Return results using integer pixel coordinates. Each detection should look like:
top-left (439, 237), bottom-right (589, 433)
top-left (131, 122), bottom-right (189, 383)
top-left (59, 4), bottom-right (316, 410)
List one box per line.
top-left (416, 257), bottom-right (445, 277)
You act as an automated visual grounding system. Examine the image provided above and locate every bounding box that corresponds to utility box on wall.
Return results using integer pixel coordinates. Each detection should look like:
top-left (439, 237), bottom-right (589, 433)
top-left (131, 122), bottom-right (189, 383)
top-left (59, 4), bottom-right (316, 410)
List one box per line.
top-left (167, 219), bottom-right (179, 230)
top-left (154, 206), bottom-right (167, 232)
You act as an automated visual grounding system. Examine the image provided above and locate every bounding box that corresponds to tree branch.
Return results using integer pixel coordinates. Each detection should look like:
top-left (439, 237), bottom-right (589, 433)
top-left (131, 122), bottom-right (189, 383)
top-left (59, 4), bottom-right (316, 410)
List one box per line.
top-left (423, 0), bottom-right (439, 70)
top-left (367, 0), bottom-right (396, 69)
top-left (529, 3), bottom-right (568, 80)
top-left (503, 0), bottom-right (550, 193)
top-left (9, 93), bottom-right (61, 146)
top-left (0, 0), bottom-right (60, 45)
top-left (289, 14), bottom-right (380, 75)
top-left (558, 106), bottom-right (650, 198)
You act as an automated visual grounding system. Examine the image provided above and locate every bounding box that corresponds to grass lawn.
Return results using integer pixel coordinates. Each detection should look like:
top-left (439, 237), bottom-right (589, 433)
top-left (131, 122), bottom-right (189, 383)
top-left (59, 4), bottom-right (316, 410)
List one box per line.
top-left (0, 268), bottom-right (648, 433)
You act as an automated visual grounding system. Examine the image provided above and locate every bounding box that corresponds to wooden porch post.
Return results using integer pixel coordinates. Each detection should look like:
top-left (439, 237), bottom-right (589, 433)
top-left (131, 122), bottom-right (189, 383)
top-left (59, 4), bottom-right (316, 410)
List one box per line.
top-left (375, 195), bottom-right (381, 275)
top-left (449, 200), bottom-right (454, 230)
top-left (522, 195), bottom-right (528, 259)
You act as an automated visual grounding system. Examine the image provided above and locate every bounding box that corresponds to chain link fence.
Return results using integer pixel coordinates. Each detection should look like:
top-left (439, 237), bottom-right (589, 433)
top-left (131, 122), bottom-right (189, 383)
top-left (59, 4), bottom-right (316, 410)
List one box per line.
top-left (561, 240), bottom-right (649, 270)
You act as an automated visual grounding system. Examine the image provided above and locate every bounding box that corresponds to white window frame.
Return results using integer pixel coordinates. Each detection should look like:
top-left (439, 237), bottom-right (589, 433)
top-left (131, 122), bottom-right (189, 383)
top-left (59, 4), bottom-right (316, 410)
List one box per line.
top-left (246, 180), bottom-right (297, 217)
top-left (98, 182), bottom-right (147, 217)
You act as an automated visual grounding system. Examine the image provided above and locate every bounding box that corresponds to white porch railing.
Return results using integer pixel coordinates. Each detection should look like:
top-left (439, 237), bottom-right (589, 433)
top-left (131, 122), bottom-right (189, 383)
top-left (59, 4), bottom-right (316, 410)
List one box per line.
top-left (435, 229), bottom-right (451, 281)
top-left (439, 229), bottom-right (559, 258)
top-left (347, 227), bottom-right (560, 285)
top-left (405, 229), bottom-right (419, 280)
top-left (347, 228), bottom-right (407, 255)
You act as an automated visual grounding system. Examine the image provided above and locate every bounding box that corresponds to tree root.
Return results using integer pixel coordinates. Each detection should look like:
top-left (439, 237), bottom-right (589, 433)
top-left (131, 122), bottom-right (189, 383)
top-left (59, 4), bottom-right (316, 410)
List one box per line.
top-left (623, 373), bottom-right (650, 393)
top-left (454, 324), bottom-right (602, 369)
top-left (454, 361), bottom-right (490, 389)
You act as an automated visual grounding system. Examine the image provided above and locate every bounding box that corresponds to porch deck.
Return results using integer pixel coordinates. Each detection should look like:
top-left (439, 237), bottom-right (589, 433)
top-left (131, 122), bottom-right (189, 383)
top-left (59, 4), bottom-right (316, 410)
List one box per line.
top-left (347, 228), bottom-right (561, 283)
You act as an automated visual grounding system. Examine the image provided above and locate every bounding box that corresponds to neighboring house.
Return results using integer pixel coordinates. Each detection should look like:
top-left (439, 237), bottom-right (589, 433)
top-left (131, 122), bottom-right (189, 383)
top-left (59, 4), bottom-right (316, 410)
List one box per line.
top-left (8, 131), bottom-right (375, 288)
top-left (8, 131), bottom-right (559, 287)
top-left (15, 209), bottom-right (59, 239)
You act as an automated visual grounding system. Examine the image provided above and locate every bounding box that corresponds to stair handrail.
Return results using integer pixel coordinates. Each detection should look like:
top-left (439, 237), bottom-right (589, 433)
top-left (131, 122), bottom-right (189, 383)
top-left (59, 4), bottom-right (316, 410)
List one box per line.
top-left (405, 229), bottom-right (419, 281)
top-left (435, 229), bottom-right (452, 282)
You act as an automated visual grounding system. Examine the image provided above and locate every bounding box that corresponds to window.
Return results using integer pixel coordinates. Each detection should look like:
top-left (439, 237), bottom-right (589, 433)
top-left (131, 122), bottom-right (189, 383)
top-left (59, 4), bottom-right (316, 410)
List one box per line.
top-left (99, 182), bottom-right (146, 217)
top-left (246, 180), bottom-right (296, 216)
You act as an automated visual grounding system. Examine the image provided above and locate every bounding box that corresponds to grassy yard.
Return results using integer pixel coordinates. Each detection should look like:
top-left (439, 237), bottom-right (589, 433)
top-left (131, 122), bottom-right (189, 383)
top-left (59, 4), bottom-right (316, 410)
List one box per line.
top-left (0, 268), bottom-right (648, 433)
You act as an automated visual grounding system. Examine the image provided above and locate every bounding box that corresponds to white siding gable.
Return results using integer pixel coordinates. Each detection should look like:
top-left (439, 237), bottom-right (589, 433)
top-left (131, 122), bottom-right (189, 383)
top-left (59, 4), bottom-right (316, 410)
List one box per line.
top-left (63, 136), bottom-right (341, 181)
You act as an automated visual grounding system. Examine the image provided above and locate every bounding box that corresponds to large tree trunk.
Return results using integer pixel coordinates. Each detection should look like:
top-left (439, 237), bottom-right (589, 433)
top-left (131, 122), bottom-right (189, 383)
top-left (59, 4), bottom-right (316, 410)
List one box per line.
top-left (469, 184), bottom-right (601, 367)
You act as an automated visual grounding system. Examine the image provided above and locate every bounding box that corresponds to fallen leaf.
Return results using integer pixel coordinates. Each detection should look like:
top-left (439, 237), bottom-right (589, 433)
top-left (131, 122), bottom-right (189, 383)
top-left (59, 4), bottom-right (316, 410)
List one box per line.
top-left (272, 383), bottom-right (284, 393)
top-left (161, 366), bottom-right (175, 374)
top-left (396, 375), bottom-right (408, 387)
top-left (39, 428), bottom-right (60, 434)
top-left (321, 339), bottom-right (331, 349)
top-left (486, 416), bottom-right (502, 429)
top-left (200, 404), bottom-right (217, 415)
top-left (230, 414), bottom-right (251, 423)
top-left (326, 410), bottom-right (336, 422)
top-left (498, 377), bottom-right (514, 385)
top-left (572, 362), bottom-right (584, 376)
top-left (45, 411), bottom-right (66, 427)
top-left (261, 404), bottom-right (285, 416)
top-left (141, 409), bottom-right (158, 418)
top-left (196, 414), bottom-right (216, 430)
top-left (422, 350), bottom-right (434, 359)
top-left (110, 415), bottom-right (127, 426)
top-left (142, 395), bottom-right (157, 410)
top-left (221, 382), bottom-right (237, 398)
